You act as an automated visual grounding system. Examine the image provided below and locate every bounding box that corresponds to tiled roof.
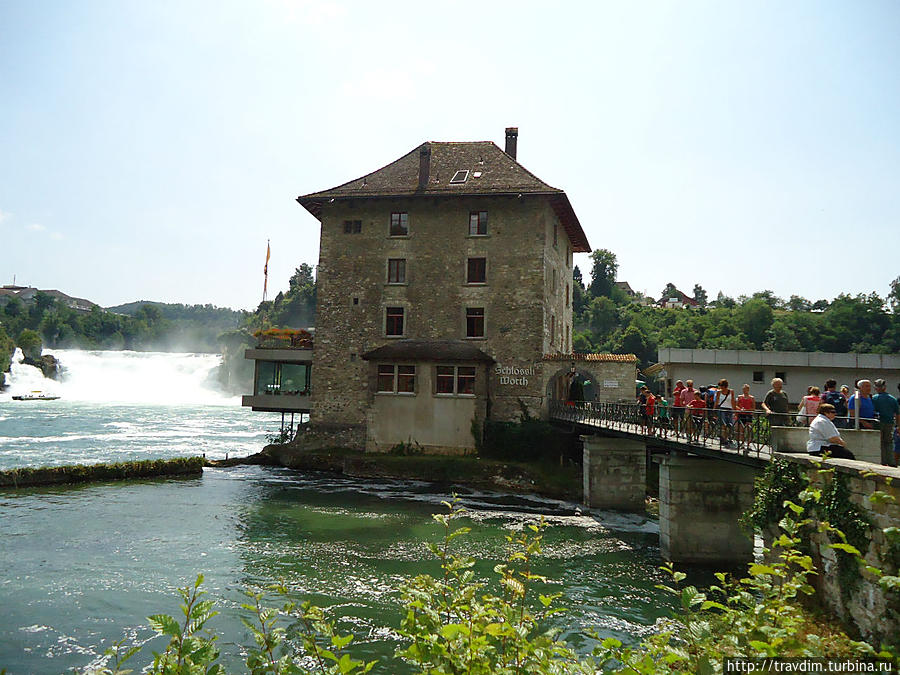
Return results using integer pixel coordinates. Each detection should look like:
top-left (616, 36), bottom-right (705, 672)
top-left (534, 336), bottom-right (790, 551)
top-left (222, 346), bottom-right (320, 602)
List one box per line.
top-left (543, 353), bottom-right (638, 363)
top-left (362, 339), bottom-right (495, 363)
top-left (298, 141), bottom-right (590, 252)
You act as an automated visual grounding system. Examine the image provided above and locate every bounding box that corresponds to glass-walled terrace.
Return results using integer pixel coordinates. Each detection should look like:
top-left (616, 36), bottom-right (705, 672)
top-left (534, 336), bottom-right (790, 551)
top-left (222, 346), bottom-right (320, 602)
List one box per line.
top-left (254, 361), bottom-right (311, 396)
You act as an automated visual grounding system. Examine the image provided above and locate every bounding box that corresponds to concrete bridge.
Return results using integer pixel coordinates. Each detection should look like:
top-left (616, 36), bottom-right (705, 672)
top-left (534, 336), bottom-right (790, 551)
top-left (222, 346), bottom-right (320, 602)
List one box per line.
top-left (548, 400), bottom-right (884, 567)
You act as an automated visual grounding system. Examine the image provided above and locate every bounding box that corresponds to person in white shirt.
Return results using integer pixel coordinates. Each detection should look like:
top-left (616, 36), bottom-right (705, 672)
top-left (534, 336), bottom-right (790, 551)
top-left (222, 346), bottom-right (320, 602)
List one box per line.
top-left (807, 403), bottom-right (855, 459)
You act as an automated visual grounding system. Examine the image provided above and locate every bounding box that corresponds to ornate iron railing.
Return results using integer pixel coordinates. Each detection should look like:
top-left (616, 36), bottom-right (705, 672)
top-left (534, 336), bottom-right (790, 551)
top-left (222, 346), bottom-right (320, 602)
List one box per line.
top-left (549, 400), bottom-right (778, 458)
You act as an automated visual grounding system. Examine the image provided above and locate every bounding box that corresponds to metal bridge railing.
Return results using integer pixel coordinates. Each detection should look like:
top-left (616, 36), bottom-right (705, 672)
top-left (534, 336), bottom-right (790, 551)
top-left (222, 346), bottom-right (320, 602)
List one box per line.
top-left (549, 400), bottom-right (782, 458)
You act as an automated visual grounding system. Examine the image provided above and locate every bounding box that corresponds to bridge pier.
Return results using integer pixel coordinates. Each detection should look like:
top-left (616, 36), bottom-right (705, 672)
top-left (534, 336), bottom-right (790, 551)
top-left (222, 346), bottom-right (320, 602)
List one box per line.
top-left (582, 435), bottom-right (646, 511)
top-left (657, 454), bottom-right (756, 566)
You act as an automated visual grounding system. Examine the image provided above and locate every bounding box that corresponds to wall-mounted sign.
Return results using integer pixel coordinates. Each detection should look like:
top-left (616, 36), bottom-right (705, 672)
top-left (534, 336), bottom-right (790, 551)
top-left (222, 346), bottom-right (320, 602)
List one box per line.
top-left (495, 364), bottom-right (536, 387)
top-left (602, 380), bottom-right (619, 388)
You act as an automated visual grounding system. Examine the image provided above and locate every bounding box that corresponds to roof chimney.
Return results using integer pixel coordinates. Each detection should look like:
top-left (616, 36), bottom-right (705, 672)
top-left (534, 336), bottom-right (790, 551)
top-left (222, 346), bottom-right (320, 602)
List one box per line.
top-left (505, 127), bottom-right (518, 159)
top-left (418, 143), bottom-right (431, 190)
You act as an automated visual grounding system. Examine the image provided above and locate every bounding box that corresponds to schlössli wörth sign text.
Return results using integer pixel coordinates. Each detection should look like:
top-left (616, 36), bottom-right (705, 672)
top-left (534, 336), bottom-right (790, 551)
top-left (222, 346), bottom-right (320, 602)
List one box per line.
top-left (495, 364), bottom-right (536, 386)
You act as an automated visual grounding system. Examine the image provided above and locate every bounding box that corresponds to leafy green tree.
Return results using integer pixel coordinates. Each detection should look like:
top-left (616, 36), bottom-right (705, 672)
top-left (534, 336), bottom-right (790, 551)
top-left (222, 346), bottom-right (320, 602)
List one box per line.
top-left (17, 328), bottom-right (42, 361)
top-left (692, 284), bottom-right (708, 308)
top-left (763, 321), bottom-right (803, 351)
top-left (659, 316), bottom-right (699, 349)
top-left (587, 248), bottom-right (618, 299)
top-left (586, 296), bottom-right (618, 341)
top-left (751, 290), bottom-right (784, 309)
top-left (787, 295), bottom-right (811, 312)
top-left (572, 330), bottom-right (595, 353)
top-left (714, 291), bottom-right (736, 308)
top-left (736, 298), bottom-right (775, 348)
top-left (812, 299), bottom-right (830, 311)
top-left (613, 324), bottom-right (657, 366)
top-left (889, 276), bottom-right (900, 314)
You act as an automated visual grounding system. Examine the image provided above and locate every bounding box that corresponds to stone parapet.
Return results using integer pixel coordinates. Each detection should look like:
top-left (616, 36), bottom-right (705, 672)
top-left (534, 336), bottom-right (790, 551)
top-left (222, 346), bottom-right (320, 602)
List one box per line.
top-left (771, 453), bottom-right (900, 645)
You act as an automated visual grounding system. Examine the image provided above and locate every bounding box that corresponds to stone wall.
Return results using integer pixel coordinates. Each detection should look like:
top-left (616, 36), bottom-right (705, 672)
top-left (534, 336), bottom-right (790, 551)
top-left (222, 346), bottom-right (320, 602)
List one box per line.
top-left (774, 453), bottom-right (900, 645)
top-left (311, 195), bottom-right (575, 429)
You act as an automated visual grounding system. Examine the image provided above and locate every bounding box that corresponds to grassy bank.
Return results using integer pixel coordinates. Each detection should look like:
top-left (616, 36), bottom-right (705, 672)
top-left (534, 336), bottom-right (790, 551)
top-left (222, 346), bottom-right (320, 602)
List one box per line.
top-left (265, 446), bottom-right (583, 500)
top-left (0, 456), bottom-right (204, 488)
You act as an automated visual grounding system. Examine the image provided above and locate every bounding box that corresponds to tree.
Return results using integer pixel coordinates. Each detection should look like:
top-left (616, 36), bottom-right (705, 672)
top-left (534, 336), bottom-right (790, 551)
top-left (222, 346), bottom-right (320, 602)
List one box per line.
top-left (588, 249), bottom-right (618, 299)
top-left (890, 276), bottom-right (900, 314)
top-left (288, 264), bottom-right (315, 294)
top-left (736, 298), bottom-right (775, 348)
top-left (692, 284), bottom-right (708, 308)
top-left (573, 266), bottom-right (583, 287)
top-left (763, 321), bottom-right (802, 351)
top-left (811, 299), bottom-right (830, 312)
top-left (661, 283), bottom-right (678, 302)
top-left (613, 324), bottom-right (657, 366)
top-left (714, 291), bottom-right (736, 309)
top-left (17, 328), bottom-right (42, 361)
top-left (787, 295), bottom-right (811, 312)
top-left (751, 290), bottom-right (784, 310)
top-left (586, 296), bottom-right (619, 341)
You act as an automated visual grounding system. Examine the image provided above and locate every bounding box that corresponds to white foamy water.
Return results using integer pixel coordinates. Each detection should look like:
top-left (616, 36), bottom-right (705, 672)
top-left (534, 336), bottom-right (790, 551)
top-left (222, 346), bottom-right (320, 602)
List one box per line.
top-left (0, 349), bottom-right (280, 468)
top-left (2, 348), bottom-right (237, 406)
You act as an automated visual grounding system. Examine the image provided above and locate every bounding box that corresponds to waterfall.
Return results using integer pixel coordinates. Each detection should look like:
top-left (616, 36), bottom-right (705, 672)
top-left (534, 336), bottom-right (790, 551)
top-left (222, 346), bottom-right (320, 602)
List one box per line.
top-left (2, 348), bottom-right (238, 406)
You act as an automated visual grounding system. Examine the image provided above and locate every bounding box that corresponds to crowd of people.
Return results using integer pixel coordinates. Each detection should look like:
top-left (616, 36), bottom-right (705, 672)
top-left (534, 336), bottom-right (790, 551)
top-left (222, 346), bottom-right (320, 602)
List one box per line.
top-left (636, 376), bottom-right (900, 466)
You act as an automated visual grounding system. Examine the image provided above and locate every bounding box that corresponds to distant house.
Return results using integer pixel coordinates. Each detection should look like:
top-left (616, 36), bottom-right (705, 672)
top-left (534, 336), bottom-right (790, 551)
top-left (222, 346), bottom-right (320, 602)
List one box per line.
top-left (0, 286), bottom-right (97, 313)
top-left (658, 289), bottom-right (698, 309)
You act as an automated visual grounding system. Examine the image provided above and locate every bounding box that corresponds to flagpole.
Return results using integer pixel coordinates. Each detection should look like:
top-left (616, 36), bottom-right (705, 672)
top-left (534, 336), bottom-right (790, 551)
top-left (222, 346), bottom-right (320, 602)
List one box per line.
top-left (262, 239), bottom-right (270, 303)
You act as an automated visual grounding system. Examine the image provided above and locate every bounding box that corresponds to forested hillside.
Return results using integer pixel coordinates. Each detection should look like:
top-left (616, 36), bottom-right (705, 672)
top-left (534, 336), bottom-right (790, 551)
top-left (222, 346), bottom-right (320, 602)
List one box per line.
top-left (573, 249), bottom-right (900, 367)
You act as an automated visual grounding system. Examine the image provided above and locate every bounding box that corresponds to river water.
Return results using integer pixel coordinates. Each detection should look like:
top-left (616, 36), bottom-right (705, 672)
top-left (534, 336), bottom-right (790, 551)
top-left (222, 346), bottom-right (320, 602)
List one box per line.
top-left (0, 350), bottom-right (673, 674)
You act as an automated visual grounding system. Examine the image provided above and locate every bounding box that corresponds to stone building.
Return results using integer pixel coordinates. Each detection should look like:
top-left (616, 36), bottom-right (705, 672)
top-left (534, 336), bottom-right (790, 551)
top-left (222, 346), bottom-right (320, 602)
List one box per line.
top-left (285, 128), bottom-right (635, 453)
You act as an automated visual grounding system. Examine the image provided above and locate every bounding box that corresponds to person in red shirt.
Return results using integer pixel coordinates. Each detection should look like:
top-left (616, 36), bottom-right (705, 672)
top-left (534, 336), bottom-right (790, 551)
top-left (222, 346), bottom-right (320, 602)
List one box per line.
top-left (686, 390), bottom-right (706, 441)
top-left (672, 380), bottom-right (685, 432)
top-left (639, 386), bottom-right (656, 435)
top-left (736, 383), bottom-right (756, 446)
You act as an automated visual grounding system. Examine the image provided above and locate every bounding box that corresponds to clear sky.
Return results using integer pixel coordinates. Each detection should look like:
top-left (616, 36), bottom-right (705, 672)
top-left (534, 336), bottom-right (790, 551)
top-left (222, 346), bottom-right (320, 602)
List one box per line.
top-left (2, 0), bottom-right (898, 310)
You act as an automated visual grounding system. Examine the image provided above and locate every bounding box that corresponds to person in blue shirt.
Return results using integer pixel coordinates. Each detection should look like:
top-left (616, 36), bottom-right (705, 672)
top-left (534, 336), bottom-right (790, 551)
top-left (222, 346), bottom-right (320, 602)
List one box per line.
top-left (873, 378), bottom-right (900, 466)
top-left (847, 379), bottom-right (876, 429)
top-left (894, 427), bottom-right (900, 467)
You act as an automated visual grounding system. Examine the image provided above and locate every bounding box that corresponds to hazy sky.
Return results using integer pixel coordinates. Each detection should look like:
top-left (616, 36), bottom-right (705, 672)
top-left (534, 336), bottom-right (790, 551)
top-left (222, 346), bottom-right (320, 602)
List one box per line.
top-left (2, 1), bottom-right (898, 310)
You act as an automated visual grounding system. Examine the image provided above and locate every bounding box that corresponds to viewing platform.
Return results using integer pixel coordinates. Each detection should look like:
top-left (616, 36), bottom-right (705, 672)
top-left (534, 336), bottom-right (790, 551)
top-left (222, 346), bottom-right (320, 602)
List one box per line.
top-left (241, 329), bottom-right (312, 414)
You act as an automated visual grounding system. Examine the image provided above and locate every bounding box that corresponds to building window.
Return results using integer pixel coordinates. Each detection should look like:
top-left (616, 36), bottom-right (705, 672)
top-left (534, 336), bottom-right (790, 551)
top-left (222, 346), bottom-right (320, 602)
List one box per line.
top-left (397, 365), bottom-right (415, 392)
top-left (553, 222), bottom-right (558, 247)
top-left (436, 366), bottom-right (455, 394)
top-left (377, 364), bottom-right (416, 393)
top-left (386, 306), bottom-right (405, 336)
top-left (466, 307), bottom-right (485, 338)
top-left (566, 283), bottom-right (570, 307)
top-left (550, 315), bottom-right (555, 346)
top-left (390, 212), bottom-right (409, 236)
top-left (255, 361), bottom-right (310, 396)
top-left (343, 220), bottom-right (362, 234)
top-left (457, 366), bottom-right (475, 394)
top-left (775, 371), bottom-right (787, 382)
top-left (387, 258), bottom-right (406, 284)
top-left (552, 268), bottom-right (557, 291)
top-left (435, 365), bottom-right (475, 396)
top-left (469, 211), bottom-right (488, 235)
top-left (753, 370), bottom-right (764, 383)
top-left (467, 257), bottom-right (486, 284)
top-left (377, 365), bottom-right (395, 392)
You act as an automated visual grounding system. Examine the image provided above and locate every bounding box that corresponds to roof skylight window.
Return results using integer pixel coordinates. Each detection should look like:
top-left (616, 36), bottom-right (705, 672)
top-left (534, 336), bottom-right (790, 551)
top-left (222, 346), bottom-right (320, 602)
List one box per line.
top-left (449, 170), bottom-right (469, 184)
